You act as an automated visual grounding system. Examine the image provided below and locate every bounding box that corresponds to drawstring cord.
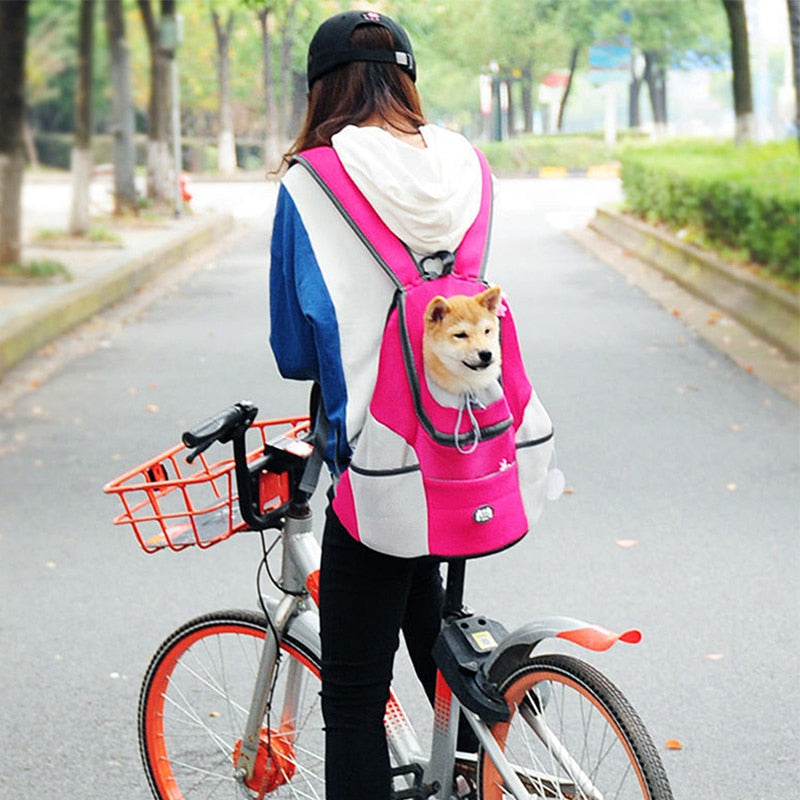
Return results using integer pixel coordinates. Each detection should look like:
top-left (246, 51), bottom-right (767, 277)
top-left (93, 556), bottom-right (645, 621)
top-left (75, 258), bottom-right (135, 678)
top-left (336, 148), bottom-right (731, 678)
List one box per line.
top-left (454, 392), bottom-right (485, 454)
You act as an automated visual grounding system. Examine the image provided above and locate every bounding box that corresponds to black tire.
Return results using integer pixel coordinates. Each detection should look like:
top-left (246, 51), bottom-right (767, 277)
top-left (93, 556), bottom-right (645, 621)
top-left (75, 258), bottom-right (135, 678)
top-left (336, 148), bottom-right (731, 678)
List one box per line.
top-left (138, 609), bottom-right (324, 799)
top-left (478, 653), bottom-right (673, 799)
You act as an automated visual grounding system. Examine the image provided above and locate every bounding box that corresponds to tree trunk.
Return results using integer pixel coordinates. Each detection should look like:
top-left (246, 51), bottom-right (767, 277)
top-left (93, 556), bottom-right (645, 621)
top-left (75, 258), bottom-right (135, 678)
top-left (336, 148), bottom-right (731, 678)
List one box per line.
top-left (259, 6), bottom-right (280, 172)
top-left (290, 68), bottom-right (305, 139)
top-left (22, 118), bottom-right (39, 170)
top-left (644, 51), bottom-right (668, 137)
top-left (788, 0), bottom-right (800, 146)
top-left (138, 0), bottom-right (174, 203)
top-left (279, 0), bottom-right (298, 141)
top-left (629, 78), bottom-right (643, 128)
top-left (0, 0), bottom-right (29, 265)
top-left (521, 66), bottom-right (533, 134)
top-left (628, 51), bottom-right (645, 129)
top-left (105, 0), bottom-right (137, 214)
top-left (70, 0), bottom-right (94, 235)
top-left (212, 10), bottom-right (237, 175)
top-left (722, 0), bottom-right (756, 143)
top-left (557, 47), bottom-right (579, 133)
top-left (506, 78), bottom-right (516, 137)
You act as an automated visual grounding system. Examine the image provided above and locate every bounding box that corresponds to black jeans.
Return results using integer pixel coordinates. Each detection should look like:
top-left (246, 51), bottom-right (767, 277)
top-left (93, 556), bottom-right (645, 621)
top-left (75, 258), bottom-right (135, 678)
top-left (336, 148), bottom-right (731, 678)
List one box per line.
top-left (319, 505), bottom-right (446, 799)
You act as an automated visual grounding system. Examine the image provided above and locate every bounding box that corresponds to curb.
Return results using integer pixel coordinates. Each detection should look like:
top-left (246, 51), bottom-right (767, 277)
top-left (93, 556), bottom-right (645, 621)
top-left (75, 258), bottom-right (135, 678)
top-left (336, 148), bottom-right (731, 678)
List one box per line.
top-left (0, 211), bottom-right (234, 377)
top-left (589, 207), bottom-right (800, 361)
top-left (495, 163), bottom-right (621, 180)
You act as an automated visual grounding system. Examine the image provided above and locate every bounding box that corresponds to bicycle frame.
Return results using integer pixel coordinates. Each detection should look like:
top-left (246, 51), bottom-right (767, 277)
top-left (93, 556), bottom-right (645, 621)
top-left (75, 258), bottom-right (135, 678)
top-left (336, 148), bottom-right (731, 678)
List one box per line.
top-left (234, 505), bottom-right (321, 784)
top-left (232, 496), bottom-right (642, 800)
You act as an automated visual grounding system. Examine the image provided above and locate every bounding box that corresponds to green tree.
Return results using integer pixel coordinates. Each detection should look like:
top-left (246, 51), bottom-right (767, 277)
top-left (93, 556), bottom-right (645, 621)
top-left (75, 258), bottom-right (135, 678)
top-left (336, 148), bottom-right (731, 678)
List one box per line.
top-left (211, 4), bottom-right (237, 173)
top-left (26, 1), bottom-right (76, 135)
top-left (69, 0), bottom-right (94, 235)
top-left (550, 0), bottom-right (618, 132)
top-left (0, 0), bottom-right (29, 266)
top-left (790, 0), bottom-right (800, 146)
top-left (138, 0), bottom-right (176, 203)
top-left (105, 0), bottom-right (137, 213)
top-left (623, 0), bottom-right (726, 136)
top-left (722, 0), bottom-right (755, 143)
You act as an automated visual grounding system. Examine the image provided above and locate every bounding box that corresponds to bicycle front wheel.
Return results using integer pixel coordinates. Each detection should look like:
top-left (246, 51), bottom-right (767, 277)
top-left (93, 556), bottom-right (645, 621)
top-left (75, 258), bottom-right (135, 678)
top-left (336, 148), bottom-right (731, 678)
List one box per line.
top-left (478, 653), bottom-right (672, 800)
top-left (139, 609), bottom-right (324, 799)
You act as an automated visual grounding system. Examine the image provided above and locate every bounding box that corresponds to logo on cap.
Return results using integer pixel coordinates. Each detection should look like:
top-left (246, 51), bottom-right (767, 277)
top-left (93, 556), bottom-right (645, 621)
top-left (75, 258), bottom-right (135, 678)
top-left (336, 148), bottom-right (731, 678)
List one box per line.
top-left (362, 11), bottom-right (382, 22)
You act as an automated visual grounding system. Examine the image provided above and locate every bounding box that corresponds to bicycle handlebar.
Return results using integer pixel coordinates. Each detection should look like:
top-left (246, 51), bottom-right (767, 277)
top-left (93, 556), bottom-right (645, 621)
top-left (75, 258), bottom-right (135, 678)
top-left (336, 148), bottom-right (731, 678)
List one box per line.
top-left (182, 401), bottom-right (313, 532)
top-left (182, 401), bottom-right (258, 451)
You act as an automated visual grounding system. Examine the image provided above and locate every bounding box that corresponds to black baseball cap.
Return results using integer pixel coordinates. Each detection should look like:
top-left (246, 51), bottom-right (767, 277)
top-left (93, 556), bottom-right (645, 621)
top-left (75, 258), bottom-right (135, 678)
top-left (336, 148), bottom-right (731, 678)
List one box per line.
top-left (306, 10), bottom-right (416, 89)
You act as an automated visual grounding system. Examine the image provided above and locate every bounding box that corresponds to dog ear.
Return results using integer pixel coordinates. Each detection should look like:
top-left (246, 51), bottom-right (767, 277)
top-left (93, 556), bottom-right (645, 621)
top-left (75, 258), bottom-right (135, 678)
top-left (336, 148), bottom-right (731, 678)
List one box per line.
top-left (426, 296), bottom-right (449, 324)
top-left (478, 286), bottom-right (502, 313)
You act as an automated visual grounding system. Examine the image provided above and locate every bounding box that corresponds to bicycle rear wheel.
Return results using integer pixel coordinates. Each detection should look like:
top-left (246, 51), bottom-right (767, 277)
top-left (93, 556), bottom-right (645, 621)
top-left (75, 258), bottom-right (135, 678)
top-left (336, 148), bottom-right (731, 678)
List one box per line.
top-left (478, 653), bottom-right (672, 799)
top-left (139, 609), bottom-right (324, 799)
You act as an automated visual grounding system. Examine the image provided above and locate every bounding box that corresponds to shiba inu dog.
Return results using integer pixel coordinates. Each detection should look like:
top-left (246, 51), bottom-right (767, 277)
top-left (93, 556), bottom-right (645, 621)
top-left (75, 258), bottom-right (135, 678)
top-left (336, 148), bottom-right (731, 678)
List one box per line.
top-left (423, 286), bottom-right (503, 401)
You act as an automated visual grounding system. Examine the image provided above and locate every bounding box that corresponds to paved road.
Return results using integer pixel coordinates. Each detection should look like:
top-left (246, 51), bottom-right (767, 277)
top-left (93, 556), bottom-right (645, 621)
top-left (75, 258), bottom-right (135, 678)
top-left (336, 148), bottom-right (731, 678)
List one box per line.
top-left (1, 178), bottom-right (798, 797)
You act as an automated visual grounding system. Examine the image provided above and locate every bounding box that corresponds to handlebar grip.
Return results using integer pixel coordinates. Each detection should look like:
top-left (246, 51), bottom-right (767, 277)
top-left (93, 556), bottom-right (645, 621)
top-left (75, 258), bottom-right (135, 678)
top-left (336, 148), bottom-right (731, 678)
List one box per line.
top-left (182, 401), bottom-right (258, 449)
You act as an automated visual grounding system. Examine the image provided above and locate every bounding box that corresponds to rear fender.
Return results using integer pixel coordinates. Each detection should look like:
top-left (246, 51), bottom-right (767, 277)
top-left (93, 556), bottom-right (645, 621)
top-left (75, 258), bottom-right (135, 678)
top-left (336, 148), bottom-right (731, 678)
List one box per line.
top-left (483, 615), bottom-right (641, 680)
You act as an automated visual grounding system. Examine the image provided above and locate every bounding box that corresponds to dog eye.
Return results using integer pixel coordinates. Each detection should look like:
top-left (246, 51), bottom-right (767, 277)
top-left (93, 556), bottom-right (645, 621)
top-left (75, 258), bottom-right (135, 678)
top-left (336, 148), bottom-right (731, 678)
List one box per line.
top-left (453, 332), bottom-right (468, 339)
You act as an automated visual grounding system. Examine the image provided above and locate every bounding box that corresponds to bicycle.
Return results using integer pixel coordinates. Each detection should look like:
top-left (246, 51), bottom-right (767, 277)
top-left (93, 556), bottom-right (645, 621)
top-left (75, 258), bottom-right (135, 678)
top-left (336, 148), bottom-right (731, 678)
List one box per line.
top-left (104, 400), bottom-right (674, 799)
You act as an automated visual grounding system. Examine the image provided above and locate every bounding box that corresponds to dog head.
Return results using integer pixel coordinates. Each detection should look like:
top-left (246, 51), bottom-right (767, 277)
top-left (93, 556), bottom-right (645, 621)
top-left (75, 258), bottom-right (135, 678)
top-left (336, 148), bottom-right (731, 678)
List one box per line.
top-left (423, 286), bottom-right (503, 396)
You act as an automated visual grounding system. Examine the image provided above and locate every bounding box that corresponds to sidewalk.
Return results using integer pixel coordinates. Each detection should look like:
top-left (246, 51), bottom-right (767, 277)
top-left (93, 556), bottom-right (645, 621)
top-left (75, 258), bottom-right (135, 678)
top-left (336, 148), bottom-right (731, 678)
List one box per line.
top-left (0, 204), bottom-right (235, 377)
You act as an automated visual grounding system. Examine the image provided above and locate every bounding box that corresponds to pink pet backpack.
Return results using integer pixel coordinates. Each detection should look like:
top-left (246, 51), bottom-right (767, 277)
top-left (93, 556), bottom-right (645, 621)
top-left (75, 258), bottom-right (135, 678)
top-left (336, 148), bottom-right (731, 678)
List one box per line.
top-left (295, 146), bottom-right (555, 558)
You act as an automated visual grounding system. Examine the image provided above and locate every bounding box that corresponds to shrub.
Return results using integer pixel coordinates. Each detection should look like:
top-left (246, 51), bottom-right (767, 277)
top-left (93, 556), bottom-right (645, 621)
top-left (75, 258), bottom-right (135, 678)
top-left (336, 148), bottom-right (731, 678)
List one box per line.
top-left (481, 132), bottom-right (627, 172)
top-left (620, 140), bottom-right (799, 281)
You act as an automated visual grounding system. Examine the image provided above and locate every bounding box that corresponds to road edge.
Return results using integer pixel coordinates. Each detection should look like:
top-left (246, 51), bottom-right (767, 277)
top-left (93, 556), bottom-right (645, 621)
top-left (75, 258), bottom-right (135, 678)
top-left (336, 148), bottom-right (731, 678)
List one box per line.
top-left (588, 207), bottom-right (799, 361)
top-left (0, 212), bottom-right (234, 377)
top-left (569, 217), bottom-right (799, 406)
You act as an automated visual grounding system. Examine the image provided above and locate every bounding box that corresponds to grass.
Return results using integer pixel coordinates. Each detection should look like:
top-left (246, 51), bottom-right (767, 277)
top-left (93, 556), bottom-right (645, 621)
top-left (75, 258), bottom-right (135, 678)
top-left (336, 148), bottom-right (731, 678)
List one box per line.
top-left (34, 224), bottom-right (122, 245)
top-left (87, 224), bottom-right (122, 243)
top-left (0, 258), bottom-right (71, 280)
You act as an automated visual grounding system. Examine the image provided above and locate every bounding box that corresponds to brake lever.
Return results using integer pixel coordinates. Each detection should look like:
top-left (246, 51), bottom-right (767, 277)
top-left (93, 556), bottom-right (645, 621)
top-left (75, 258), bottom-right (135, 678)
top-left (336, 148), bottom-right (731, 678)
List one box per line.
top-left (185, 438), bottom-right (215, 465)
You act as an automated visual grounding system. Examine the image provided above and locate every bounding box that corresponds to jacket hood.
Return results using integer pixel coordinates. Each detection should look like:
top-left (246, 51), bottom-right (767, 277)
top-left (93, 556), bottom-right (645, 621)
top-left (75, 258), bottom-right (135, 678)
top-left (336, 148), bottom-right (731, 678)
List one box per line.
top-left (331, 124), bottom-right (483, 254)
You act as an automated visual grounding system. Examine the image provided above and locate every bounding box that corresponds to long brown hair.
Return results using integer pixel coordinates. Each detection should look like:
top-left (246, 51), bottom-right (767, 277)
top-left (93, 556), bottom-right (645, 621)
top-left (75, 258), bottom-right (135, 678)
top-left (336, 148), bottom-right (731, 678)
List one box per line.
top-left (281, 26), bottom-right (426, 170)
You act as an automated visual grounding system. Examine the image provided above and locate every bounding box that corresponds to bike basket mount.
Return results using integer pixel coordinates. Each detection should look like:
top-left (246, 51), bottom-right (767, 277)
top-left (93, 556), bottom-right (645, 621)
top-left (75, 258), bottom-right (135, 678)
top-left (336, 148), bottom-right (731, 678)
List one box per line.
top-left (103, 416), bottom-right (310, 553)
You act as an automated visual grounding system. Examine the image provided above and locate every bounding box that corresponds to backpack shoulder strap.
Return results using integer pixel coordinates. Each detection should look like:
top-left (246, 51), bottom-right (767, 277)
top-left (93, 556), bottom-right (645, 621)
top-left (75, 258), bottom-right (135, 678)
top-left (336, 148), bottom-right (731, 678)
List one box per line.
top-left (293, 147), bottom-right (414, 289)
top-left (294, 145), bottom-right (493, 287)
top-left (453, 147), bottom-right (493, 281)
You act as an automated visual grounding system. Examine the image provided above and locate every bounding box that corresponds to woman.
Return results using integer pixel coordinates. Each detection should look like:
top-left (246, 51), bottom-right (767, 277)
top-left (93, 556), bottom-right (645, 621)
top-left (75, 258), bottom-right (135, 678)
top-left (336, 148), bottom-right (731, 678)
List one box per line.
top-left (269, 11), bottom-right (484, 798)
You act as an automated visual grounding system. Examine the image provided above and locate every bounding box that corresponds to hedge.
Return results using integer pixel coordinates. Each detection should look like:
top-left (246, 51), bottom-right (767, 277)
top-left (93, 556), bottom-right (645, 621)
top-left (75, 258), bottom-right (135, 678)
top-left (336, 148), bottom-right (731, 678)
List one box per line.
top-left (480, 132), bottom-right (634, 172)
top-left (619, 140), bottom-right (799, 281)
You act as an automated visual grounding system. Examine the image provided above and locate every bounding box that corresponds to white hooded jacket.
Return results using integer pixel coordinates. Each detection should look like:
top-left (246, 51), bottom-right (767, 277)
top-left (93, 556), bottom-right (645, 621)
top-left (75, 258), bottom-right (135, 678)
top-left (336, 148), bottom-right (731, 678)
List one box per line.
top-left (331, 124), bottom-right (483, 254)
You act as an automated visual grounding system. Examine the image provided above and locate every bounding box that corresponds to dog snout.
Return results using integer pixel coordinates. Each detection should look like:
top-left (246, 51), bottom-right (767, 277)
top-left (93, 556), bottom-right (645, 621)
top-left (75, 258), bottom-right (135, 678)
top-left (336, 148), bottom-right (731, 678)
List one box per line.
top-left (478, 350), bottom-right (492, 364)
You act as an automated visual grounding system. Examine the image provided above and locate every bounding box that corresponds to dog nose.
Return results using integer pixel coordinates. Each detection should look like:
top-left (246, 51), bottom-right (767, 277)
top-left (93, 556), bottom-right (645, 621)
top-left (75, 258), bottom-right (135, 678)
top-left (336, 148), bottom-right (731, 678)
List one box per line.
top-left (478, 350), bottom-right (492, 364)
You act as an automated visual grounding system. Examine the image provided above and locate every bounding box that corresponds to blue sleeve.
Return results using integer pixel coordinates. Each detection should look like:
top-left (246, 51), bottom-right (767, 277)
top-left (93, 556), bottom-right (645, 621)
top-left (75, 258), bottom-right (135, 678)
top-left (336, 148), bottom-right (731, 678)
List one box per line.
top-left (269, 186), bottom-right (351, 472)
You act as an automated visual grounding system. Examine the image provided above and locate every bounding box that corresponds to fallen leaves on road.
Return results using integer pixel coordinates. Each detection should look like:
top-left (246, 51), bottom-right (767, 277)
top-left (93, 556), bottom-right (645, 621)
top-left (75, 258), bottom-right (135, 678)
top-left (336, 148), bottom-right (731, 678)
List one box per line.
top-left (726, 482), bottom-right (738, 492)
top-left (615, 538), bottom-right (639, 548)
top-left (665, 739), bottom-right (683, 751)
top-left (145, 403), bottom-right (159, 414)
top-left (705, 653), bottom-right (725, 661)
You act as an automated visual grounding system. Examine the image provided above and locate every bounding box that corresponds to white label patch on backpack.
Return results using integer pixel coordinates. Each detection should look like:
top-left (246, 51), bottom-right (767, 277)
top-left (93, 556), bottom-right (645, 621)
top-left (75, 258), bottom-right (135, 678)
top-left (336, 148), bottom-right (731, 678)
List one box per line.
top-left (473, 505), bottom-right (495, 524)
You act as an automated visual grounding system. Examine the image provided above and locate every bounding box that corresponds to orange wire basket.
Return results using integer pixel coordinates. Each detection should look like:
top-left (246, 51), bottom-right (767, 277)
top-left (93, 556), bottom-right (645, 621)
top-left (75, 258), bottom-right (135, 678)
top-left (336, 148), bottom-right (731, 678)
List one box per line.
top-left (103, 416), bottom-right (311, 553)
